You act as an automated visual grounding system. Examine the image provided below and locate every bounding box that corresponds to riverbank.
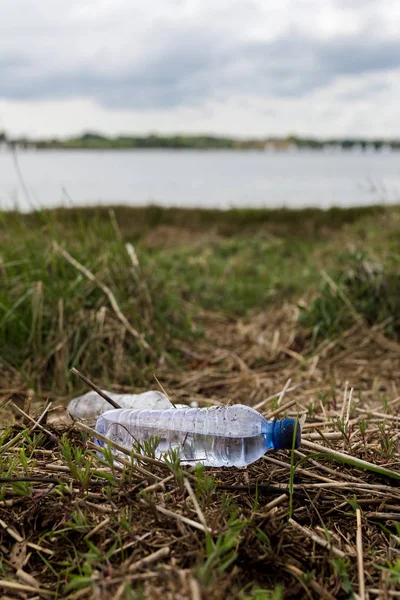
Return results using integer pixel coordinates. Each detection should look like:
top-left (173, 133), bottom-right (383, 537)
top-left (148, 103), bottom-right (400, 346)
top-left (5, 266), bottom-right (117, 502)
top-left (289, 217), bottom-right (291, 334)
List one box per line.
top-left (1, 204), bottom-right (400, 598)
top-left (3, 131), bottom-right (400, 151)
top-left (3, 202), bottom-right (392, 237)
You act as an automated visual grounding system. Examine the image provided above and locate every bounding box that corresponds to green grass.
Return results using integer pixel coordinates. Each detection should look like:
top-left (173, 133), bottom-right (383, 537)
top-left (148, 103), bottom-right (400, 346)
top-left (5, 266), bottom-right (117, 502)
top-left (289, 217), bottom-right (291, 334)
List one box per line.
top-left (0, 210), bottom-right (193, 391)
top-left (299, 247), bottom-right (400, 344)
top-left (145, 234), bottom-right (316, 315)
top-left (1, 204), bottom-right (398, 394)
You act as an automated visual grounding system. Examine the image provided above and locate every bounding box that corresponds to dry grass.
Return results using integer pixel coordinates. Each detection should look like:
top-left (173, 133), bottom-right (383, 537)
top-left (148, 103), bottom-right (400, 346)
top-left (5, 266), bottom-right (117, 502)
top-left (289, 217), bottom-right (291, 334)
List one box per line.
top-left (1, 308), bottom-right (400, 599)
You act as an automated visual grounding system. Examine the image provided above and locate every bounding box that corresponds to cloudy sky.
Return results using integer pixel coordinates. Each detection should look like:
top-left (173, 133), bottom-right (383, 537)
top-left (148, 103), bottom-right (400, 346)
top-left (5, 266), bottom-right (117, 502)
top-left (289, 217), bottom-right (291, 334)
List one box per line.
top-left (1, 0), bottom-right (400, 138)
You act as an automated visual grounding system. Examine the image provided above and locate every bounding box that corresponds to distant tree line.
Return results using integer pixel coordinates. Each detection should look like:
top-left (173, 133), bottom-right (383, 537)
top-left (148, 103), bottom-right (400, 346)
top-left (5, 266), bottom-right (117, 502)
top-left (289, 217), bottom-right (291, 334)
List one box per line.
top-left (285, 135), bottom-right (400, 151)
top-left (1, 130), bottom-right (400, 151)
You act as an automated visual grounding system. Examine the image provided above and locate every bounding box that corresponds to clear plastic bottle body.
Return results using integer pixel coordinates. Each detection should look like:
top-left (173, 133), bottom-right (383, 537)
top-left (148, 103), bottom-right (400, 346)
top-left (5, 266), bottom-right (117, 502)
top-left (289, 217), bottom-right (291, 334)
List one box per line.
top-left (95, 405), bottom-right (277, 467)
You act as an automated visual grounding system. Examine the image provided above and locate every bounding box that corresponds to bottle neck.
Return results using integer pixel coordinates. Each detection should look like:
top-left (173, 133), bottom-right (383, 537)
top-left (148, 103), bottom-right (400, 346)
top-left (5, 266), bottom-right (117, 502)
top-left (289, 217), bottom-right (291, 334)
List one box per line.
top-left (261, 419), bottom-right (276, 452)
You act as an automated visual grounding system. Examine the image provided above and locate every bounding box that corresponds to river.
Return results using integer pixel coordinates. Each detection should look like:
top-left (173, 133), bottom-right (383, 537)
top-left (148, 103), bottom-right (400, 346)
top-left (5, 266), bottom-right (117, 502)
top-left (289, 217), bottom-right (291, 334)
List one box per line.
top-left (0, 148), bottom-right (399, 211)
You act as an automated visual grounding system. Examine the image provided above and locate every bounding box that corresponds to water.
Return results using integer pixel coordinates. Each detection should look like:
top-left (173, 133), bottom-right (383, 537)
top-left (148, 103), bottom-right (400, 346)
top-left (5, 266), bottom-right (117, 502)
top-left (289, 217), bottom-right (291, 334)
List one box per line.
top-left (0, 148), bottom-right (399, 211)
top-left (95, 405), bottom-right (300, 467)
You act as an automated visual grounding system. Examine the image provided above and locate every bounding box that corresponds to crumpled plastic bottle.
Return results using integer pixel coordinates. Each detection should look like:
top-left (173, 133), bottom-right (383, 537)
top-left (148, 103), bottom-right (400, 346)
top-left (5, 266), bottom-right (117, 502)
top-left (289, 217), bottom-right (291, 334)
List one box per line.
top-left (67, 390), bottom-right (172, 419)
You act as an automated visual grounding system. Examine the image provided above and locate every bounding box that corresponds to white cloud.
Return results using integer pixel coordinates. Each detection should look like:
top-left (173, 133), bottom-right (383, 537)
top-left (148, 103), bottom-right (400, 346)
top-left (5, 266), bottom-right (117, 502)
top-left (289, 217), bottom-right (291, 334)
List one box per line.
top-left (0, 0), bottom-right (399, 137)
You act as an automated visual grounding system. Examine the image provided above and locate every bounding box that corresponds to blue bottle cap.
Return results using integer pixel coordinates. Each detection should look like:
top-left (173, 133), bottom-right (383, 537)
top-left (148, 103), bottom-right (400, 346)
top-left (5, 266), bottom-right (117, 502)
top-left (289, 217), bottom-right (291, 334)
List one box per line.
top-left (272, 418), bottom-right (301, 450)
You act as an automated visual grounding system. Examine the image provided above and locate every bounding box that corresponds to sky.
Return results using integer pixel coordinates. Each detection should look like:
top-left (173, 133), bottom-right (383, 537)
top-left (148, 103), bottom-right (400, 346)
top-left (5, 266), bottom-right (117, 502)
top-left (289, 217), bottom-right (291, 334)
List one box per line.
top-left (1, 0), bottom-right (400, 139)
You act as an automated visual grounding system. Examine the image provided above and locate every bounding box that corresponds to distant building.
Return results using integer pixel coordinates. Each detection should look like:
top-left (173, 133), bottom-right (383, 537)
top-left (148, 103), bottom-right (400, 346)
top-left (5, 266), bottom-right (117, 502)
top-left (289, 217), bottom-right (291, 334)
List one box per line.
top-left (264, 140), bottom-right (294, 152)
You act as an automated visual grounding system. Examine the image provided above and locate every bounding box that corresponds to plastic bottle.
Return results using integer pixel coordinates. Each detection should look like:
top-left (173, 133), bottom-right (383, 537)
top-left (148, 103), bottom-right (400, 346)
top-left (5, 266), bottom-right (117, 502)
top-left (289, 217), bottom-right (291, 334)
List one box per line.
top-left (68, 390), bottom-right (172, 420)
top-left (95, 404), bottom-right (301, 467)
